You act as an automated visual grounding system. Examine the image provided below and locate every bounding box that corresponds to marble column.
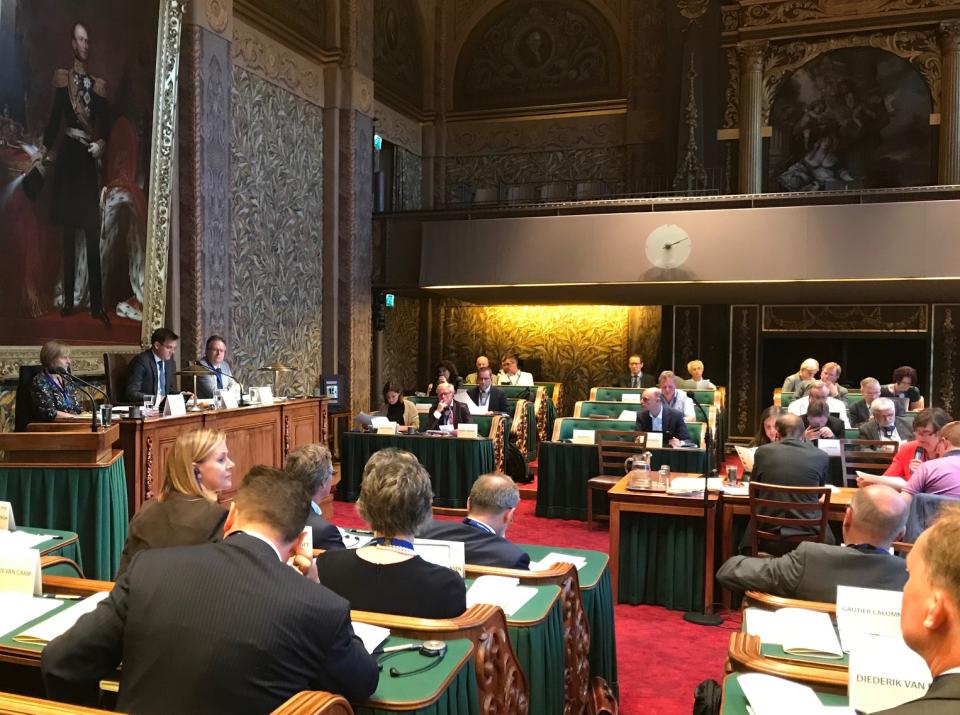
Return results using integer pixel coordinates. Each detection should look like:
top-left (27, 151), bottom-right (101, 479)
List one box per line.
top-left (939, 21), bottom-right (960, 184)
top-left (737, 41), bottom-right (766, 195)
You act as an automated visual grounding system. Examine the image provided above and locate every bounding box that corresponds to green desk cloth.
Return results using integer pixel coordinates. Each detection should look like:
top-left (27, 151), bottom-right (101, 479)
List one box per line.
top-left (617, 510), bottom-right (705, 611)
top-left (338, 433), bottom-right (494, 508)
top-left (357, 637), bottom-right (479, 715)
top-left (0, 458), bottom-right (128, 581)
top-left (20, 526), bottom-right (82, 566)
top-left (534, 441), bottom-right (708, 520)
top-left (720, 673), bottom-right (848, 713)
top-left (520, 545), bottom-right (618, 698)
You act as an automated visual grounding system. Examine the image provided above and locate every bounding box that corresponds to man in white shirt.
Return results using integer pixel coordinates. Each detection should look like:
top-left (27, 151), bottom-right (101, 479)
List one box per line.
top-left (788, 380), bottom-right (851, 428)
top-left (659, 370), bottom-right (695, 421)
top-left (683, 359), bottom-right (716, 390)
top-left (497, 354), bottom-right (534, 386)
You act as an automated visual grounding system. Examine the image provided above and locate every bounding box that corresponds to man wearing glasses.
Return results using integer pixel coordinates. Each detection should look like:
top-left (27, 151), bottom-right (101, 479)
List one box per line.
top-left (859, 397), bottom-right (913, 442)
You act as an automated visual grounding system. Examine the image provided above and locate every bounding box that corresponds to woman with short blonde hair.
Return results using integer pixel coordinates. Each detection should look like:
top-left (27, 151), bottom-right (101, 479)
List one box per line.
top-left (30, 340), bottom-right (83, 422)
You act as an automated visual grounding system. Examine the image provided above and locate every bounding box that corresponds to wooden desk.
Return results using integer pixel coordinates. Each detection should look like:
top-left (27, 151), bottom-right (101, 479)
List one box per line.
top-left (608, 474), bottom-right (718, 612)
top-left (725, 632), bottom-right (848, 693)
top-left (718, 487), bottom-right (856, 609)
top-left (720, 672), bottom-right (848, 713)
top-left (117, 398), bottom-right (327, 516)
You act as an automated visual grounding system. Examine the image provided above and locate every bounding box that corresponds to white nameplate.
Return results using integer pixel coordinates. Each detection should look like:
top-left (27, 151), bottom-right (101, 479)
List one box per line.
top-left (415, 403), bottom-right (431, 413)
top-left (572, 429), bottom-right (595, 445)
top-left (413, 538), bottom-right (465, 577)
top-left (251, 386), bottom-right (274, 405)
top-left (621, 393), bottom-right (641, 403)
top-left (163, 393), bottom-right (187, 417)
top-left (0, 501), bottom-right (15, 531)
top-left (848, 634), bottom-right (931, 713)
top-left (457, 423), bottom-right (479, 439)
top-left (438, 424), bottom-right (455, 433)
top-left (220, 390), bottom-right (239, 409)
top-left (0, 548), bottom-right (41, 596)
top-left (817, 438), bottom-right (841, 456)
top-left (837, 586), bottom-right (903, 648)
top-left (645, 432), bottom-right (664, 449)
top-left (617, 410), bottom-right (638, 421)
top-left (376, 421), bottom-right (399, 435)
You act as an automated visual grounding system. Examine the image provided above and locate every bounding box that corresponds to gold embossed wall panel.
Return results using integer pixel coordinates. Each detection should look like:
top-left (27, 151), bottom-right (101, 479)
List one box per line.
top-left (932, 304), bottom-right (960, 418)
top-left (382, 296), bottom-right (421, 393)
top-left (440, 304), bottom-right (632, 409)
top-left (231, 67), bottom-right (324, 394)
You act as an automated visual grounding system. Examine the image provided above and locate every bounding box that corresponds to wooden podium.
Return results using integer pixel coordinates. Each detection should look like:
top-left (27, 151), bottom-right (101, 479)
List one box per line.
top-left (0, 424), bottom-right (119, 465)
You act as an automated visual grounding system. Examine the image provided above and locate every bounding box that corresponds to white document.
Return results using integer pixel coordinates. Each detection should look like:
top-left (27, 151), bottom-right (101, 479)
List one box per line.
top-left (836, 586), bottom-right (903, 651)
top-left (14, 592), bottom-right (110, 644)
top-left (817, 439), bottom-right (841, 457)
top-left (0, 501), bottom-right (15, 531)
top-left (163, 393), bottom-right (186, 417)
top-left (572, 429), bottom-right (595, 445)
top-left (0, 531), bottom-right (56, 550)
top-left (457, 423), bottom-right (479, 439)
top-left (454, 390), bottom-right (487, 415)
top-left (337, 528), bottom-right (374, 550)
top-left (668, 477), bottom-right (724, 493)
top-left (736, 445), bottom-right (757, 473)
top-left (438, 424), bottom-right (455, 433)
top-left (743, 607), bottom-right (843, 659)
top-left (721, 484), bottom-right (750, 496)
top-left (621, 393), bottom-right (641, 403)
top-left (617, 410), bottom-right (638, 421)
top-left (413, 538), bottom-right (465, 577)
top-left (848, 634), bottom-right (931, 713)
top-left (0, 548), bottom-right (41, 596)
top-left (0, 593), bottom-right (60, 639)
top-left (466, 575), bottom-right (538, 616)
top-left (351, 621), bottom-right (391, 654)
top-left (529, 552), bottom-right (587, 572)
top-left (738, 673), bottom-right (841, 715)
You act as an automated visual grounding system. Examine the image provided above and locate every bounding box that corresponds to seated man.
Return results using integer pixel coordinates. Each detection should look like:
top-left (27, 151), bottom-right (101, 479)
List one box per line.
top-left (285, 443), bottom-right (345, 551)
top-left (195, 334), bottom-right (235, 399)
top-left (418, 474), bottom-right (529, 569)
top-left (802, 398), bottom-right (845, 440)
top-left (659, 370), bottom-right (696, 421)
top-left (615, 354), bottom-right (655, 389)
top-left (782, 357), bottom-right (819, 396)
top-left (463, 355), bottom-right (490, 385)
top-left (636, 387), bottom-right (689, 447)
top-left (788, 379), bottom-right (851, 428)
top-left (717, 485), bottom-right (908, 602)
top-left (124, 327), bottom-right (179, 403)
top-left (849, 377), bottom-right (903, 428)
top-left (467, 366), bottom-right (509, 413)
top-left (859, 397), bottom-right (913, 443)
top-left (41, 466), bottom-right (378, 713)
top-left (900, 421), bottom-right (960, 504)
top-left (874, 504), bottom-right (960, 714)
top-left (681, 359), bottom-right (716, 390)
top-left (807, 361), bottom-right (848, 403)
top-left (497, 353), bottom-right (534, 386)
top-left (426, 381), bottom-right (471, 429)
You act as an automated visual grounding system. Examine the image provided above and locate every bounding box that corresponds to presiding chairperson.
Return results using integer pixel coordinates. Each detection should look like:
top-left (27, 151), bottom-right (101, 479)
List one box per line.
top-left (315, 449), bottom-right (466, 618)
top-left (30, 340), bottom-right (84, 421)
top-left (116, 429), bottom-right (233, 577)
top-left (375, 380), bottom-right (419, 430)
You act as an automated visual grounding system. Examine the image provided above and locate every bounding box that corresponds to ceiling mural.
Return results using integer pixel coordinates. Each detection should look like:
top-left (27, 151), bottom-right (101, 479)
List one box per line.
top-left (454, 0), bottom-right (622, 111)
top-left (374, 0), bottom-right (423, 109)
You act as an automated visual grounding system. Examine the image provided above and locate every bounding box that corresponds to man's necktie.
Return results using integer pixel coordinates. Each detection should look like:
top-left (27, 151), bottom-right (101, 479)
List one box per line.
top-left (157, 361), bottom-right (165, 396)
top-left (214, 368), bottom-right (223, 389)
top-left (882, 427), bottom-right (894, 439)
top-left (631, 376), bottom-right (638, 388)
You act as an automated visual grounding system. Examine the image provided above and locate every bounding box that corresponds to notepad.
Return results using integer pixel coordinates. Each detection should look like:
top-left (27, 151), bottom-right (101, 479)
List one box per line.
top-left (735, 445), bottom-right (757, 473)
top-left (529, 552), bottom-right (587, 572)
top-left (14, 592), bottom-right (109, 644)
top-left (745, 607), bottom-right (844, 659)
top-left (738, 673), bottom-right (854, 715)
top-left (0, 593), bottom-right (61, 639)
top-left (466, 576), bottom-right (537, 616)
top-left (351, 622), bottom-right (390, 654)
top-left (0, 531), bottom-right (57, 550)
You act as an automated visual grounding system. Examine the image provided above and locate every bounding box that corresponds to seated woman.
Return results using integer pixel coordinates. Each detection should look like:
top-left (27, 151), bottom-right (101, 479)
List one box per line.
top-left (315, 448), bottom-right (466, 619)
top-left (375, 380), bottom-right (419, 431)
top-left (435, 360), bottom-right (463, 391)
top-left (30, 340), bottom-right (84, 421)
top-left (859, 407), bottom-right (953, 489)
top-left (881, 365), bottom-right (925, 411)
top-left (751, 406), bottom-right (781, 447)
top-left (116, 429), bottom-right (234, 577)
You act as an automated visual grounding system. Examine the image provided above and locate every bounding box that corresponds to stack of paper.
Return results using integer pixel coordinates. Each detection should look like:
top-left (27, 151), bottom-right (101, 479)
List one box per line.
top-left (466, 575), bottom-right (537, 616)
top-left (351, 622), bottom-right (390, 654)
top-left (529, 552), bottom-right (587, 572)
top-left (744, 607), bottom-right (843, 659)
top-left (14, 592), bottom-right (109, 644)
top-left (0, 593), bottom-right (60, 638)
top-left (0, 531), bottom-right (57, 550)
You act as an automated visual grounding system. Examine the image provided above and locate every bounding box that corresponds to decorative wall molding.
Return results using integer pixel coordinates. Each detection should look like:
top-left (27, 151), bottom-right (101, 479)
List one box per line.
top-left (231, 18), bottom-right (325, 106)
top-left (349, 69), bottom-right (376, 116)
top-left (729, 305), bottom-right (760, 439)
top-left (373, 100), bottom-right (422, 154)
top-left (730, 0), bottom-right (960, 32)
top-left (762, 305), bottom-right (929, 332)
top-left (233, 0), bottom-right (339, 65)
top-left (447, 113), bottom-right (625, 156)
top-left (932, 304), bottom-right (959, 417)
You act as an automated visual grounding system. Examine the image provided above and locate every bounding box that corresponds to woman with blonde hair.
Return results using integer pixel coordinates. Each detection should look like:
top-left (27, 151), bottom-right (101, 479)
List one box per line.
top-left (30, 340), bottom-right (84, 421)
top-left (117, 429), bottom-right (234, 576)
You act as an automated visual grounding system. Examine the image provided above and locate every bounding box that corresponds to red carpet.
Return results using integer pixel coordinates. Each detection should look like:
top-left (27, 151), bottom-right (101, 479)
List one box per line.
top-left (332, 497), bottom-right (738, 714)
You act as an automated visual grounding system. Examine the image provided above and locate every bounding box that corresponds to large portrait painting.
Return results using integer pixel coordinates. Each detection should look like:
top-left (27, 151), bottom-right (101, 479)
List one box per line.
top-left (0, 0), bottom-right (181, 368)
top-left (769, 47), bottom-right (933, 192)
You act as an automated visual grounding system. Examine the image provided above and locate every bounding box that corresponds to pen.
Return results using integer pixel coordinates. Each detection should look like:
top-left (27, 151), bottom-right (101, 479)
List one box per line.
top-left (39, 594), bottom-right (82, 600)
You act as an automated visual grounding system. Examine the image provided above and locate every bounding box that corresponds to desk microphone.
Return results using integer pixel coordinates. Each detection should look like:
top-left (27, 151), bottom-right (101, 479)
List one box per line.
top-left (51, 368), bottom-right (107, 432)
top-left (51, 368), bottom-right (109, 400)
top-left (191, 361), bottom-right (246, 405)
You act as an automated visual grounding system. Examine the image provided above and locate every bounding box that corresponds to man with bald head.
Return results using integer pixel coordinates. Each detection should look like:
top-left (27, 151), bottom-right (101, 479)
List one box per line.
top-left (782, 358), bottom-right (820, 396)
top-left (464, 355), bottom-right (490, 385)
top-left (718, 485), bottom-right (908, 602)
top-left (874, 504), bottom-right (960, 713)
top-left (418, 474), bottom-right (529, 569)
top-left (636, 387), bottom-right (689, 447)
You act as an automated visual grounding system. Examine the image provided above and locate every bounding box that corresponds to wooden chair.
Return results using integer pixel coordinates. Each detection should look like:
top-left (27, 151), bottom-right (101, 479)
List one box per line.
top-left (748, 482), bottom-right (832, 557)
top-left (41, 555), bottom-right (84, 578)
top-left (839, 438), bottom-right (898, 487)
top-left (587, 430), bottom-right (648, 529)
top-left (273, 692), bottom-right (355, 714)
top-left (14, 364), bottom-right (45, 432)
top-left (103, 352), bottom-right (133, 404)
top-left (742, 590), bottom-right (836, 615)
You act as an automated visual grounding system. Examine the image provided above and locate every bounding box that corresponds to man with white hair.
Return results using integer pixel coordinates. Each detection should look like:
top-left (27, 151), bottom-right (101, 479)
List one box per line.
top-left (788, 379), bottom-right (851, 428)
top-left (859, 397), bottom-right (913, 443)
top-left (782, 358), bottom-right (819, 396)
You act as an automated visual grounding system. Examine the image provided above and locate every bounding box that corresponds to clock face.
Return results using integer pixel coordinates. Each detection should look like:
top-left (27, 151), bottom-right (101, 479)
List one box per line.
top-left (644, 224), bottom-right (691, 269)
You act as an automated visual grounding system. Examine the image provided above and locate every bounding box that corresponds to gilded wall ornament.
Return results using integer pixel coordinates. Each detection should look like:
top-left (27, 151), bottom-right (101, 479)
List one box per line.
top-left (677, 0), bottom-right (710, 20)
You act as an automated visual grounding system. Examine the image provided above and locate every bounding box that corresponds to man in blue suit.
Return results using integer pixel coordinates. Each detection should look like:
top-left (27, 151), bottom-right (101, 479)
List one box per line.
top-left (635, 387), bottom-right (689, 447)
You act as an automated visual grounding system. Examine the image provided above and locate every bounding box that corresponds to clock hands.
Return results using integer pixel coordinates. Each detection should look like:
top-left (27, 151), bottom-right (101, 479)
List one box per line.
top-left (663, 236), bottom-right (690, 250)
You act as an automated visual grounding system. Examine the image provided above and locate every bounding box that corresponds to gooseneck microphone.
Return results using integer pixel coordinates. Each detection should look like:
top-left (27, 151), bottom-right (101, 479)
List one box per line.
top-left (192, 361), bottom-right (246, 406)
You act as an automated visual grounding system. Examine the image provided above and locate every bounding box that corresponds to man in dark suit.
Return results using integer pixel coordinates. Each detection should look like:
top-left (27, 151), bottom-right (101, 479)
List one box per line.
top-left (285, 443), bottom-right (345, 551)
top-left (635, 387), bottom-right (689, 446)
top-left (419, 474), bottom-right (529, 569)
top-left (717, 485), bottom-right (908, 602)
top-left (124, 327), bottom-right (179, 403)
top-left (859, 397), bottom-right (913, 443)
top-left (41, 466), bottom-right (379, 714)
top-left (848, 377), bottom-right (905, 428)
top-left (801, 398), bottom-right (846, 440)
top-left (875, 503), bottom-right (960, 714)
top-left (467, 367), bottom-right (509, 413)
top-left (427, 382), bottom-right (471, 430)
top-left (615, 354), bottom-right (656, 389)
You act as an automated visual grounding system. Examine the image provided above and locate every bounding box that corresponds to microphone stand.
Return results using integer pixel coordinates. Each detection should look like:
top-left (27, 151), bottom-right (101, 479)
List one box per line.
top-left (682, 468), bottom-right (724, 627)
top-left (56, 369), bottom-right (107, 433)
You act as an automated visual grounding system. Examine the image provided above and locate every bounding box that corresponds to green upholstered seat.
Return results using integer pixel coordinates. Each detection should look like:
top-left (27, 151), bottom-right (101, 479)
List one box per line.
top-left (590, 387), bottom-right (642, 402)
top-left (552, 416), bottom-right (705, 447)
top-left (574, 401), bottom-right (635, 419)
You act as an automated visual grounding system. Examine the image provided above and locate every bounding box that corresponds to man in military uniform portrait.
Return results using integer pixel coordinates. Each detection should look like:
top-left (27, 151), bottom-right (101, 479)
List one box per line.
top-left (43, 21), bottom-right (110, 327)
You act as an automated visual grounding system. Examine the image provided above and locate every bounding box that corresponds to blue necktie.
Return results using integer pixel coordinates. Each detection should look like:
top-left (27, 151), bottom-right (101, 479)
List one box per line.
top-left (157, 361), bottom-right (165, 396)
top-left (215, 368), bottom-right (223, 390)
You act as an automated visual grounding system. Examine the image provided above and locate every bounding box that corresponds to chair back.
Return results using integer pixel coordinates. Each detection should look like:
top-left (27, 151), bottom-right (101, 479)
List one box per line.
top-left (904, 493), bottom-right (960, 543)
top-left (748, 481), bottom-right (832, 556)
top-left (40, 555), bottom-right (84, 578)
top-left (839, 438), bottom-right (898, 487)
top-left (14, 365), bottom-right (45, 432)
top-left (103, 352), bottom-right (133, 404)
top-left (595, 429), bottom-right (648, 476)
